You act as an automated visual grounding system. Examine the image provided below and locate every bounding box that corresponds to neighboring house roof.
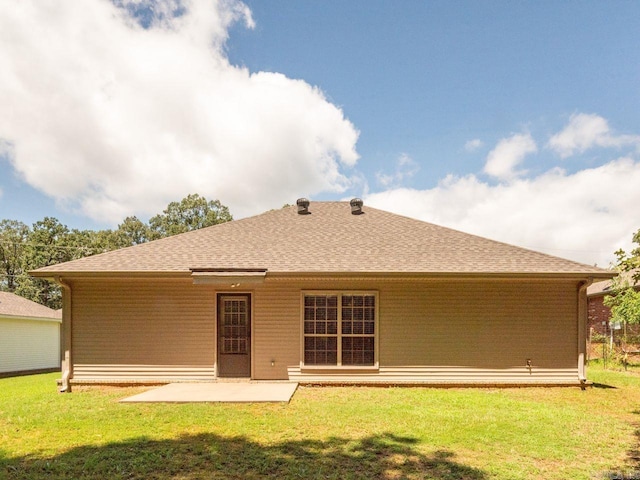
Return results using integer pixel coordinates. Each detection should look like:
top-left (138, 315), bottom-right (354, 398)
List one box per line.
top-left (0, 292), bottom-right (62, 322)
top-left (32, 201), bottom-right (614, 278)
top-left (587, 269), bottom-right (639, 297)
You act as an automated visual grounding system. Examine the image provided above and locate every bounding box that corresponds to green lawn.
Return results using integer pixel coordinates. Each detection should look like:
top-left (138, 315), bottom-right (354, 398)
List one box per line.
top-left (1, 366), bottom-right (639, 479)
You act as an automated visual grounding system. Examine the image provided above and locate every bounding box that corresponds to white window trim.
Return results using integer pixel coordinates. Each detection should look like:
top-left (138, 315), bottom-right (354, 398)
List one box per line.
top-left (300, 290), bottom-right (379, 371)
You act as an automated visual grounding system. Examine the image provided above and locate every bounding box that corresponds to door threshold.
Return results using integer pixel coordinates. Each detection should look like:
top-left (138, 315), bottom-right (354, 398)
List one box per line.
top-left (216, 377), bottom-right (252, 383)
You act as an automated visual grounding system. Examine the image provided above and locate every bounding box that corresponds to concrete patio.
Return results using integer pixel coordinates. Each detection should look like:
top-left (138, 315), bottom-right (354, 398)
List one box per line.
top-left (119, 382), bottom-right (298, 403)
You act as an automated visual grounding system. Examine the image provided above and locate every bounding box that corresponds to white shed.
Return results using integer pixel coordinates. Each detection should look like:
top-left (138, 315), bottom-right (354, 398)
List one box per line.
top-left (0, 292), bottom-right (61, 376)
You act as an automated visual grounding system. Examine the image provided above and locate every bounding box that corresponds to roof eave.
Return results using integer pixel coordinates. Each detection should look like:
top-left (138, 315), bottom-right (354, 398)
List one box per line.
top-left (30, 270), bottom-right (194, 280)
top-left (0, 313), bottom-right (62, 323)
top-left (31, 269), bottom-right (616, 281)
top-left (267, 271), bottom-right (616, 280)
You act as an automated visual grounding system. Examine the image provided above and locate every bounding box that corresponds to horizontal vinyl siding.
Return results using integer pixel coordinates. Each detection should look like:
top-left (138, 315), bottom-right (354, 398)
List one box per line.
top-left (71, 365), bottom-right (215, 383)
top-left (268, 278), bottom-right (580, 385)
top-left (0, 318), bottom-right (60, 373)
top-left (252, 284), bottom-right (300, 380)
top-left (252, 279), bottom-right (384, 380)
top-left (71, 278), bottom-right (215, 381)
top-left (67, 276), bottom-right (581, 385)
top-left (379, 280), bottom-right (578, 370)
top-left (288, 367), bottom-right (580, 385)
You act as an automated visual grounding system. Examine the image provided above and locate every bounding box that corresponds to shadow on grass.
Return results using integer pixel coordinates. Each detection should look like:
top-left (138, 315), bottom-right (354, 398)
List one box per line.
top-left (591, 383), bottom-right (618, 389)
top-left (602, 411), bottom-right (640, 479)
top-left (1, 432), bottom-right (486, 480)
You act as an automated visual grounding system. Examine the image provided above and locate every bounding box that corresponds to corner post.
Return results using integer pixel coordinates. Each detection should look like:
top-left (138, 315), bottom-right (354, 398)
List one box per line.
top-left (577, 278), bottom-right (593, 386)
top-left (56, 277), bottom-right (73, 393)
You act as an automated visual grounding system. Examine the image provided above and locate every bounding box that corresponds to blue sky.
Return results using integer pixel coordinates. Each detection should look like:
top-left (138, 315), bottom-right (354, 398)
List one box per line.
top-left (1, 0), bottom-right (639, 266)
top-left (228, 1), bottom-right (639, 184)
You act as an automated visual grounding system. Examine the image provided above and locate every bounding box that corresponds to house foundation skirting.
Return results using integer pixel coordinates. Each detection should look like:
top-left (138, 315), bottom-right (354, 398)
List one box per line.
top-left (69, 364), bottom-right (216, 384)
top-left (65, 364), bottom-right (582, 386)
top-left (287, 366), bottom-right (582, 386)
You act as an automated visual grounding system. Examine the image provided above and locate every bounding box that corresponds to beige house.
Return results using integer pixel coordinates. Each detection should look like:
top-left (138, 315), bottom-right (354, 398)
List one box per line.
top-left (0, 291), bottom-right (62, 377)
top-left (32, 200), bottom-right (614, 390)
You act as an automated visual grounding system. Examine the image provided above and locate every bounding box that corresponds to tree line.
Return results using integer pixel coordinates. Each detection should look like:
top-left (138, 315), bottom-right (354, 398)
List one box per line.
top-left (0, 194), bottom-right (232, 309)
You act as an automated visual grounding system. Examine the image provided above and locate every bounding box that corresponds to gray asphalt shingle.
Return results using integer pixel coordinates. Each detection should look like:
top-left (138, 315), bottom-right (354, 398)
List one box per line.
top-left (0, 292), bottom-right (62, 320)
top-left (32, 201), bottom-right (612, 276)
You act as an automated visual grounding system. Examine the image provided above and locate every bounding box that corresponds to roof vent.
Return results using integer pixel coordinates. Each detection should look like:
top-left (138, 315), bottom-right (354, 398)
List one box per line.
top-left (296, 198), bottom-right (310, 215)
top-left (350, 198), bottom-right (364, 215)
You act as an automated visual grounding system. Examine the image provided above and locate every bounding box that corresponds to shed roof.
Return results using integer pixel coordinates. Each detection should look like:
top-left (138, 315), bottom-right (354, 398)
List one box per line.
top-left (0, 292), bottom-right (62, 321)
top-left (32, 201), bottom-right (613, 278)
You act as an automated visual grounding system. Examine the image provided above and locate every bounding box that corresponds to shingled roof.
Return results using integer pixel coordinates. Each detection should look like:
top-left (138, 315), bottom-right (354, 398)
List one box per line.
top-left (32, 201), bottom-right (613, 277)
top-left (587, 269), bottom-right (638, 296)
top-left (0, 292), bottom-right (62, 321)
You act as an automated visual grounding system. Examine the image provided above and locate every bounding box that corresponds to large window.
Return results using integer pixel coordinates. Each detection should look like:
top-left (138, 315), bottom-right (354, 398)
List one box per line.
top-left (303, 292), bottom-right (377, 366)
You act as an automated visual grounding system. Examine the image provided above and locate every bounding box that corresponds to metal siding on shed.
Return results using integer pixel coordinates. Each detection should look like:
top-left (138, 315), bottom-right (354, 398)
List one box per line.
top-left (0, 317), bottom-right (60, 373)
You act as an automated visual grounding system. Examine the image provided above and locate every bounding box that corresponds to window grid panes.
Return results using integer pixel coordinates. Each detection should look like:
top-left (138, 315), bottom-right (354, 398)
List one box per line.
top-left (221, 298), bottom-right (249, 354)
top-left (303, 293), bottom-right (375, 366)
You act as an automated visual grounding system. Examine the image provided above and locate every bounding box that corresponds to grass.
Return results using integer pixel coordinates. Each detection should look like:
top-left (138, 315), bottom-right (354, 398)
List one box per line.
top-left (0, 365), bottom-right (639, 479)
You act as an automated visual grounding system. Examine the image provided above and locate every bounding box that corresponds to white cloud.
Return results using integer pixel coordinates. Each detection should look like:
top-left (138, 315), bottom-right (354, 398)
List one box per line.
top-left (375, 153), bottom-right (419, 187)
top-left (365, 157), bottom-right (640, 267)
top-left (483, 133), bottom-right (537, 181)
top-left (0, 0), bottom-right (359, 223)
top-left (464, 139), bottom-right (484, 152)
top-left (548, 113), bottom-right (640, 158)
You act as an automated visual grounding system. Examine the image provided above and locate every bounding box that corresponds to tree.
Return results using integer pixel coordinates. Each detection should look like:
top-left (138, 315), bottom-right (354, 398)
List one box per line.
top-left (15, 217), bottom-right (73, 309)
top-left (0, 194), bottom-right (233, 309)
top-left (604, 228), bottom-right (640, 334)
top-left (148, 194), bottom-right (232, 239)
top-left (0, 220), bottom-right (29, 292)
top-left (113, 216), bottom-right (151, 247)
top-left (604, 287), bottom-right (640, 326)
top-left (612, 228), bottom-right (640, 282)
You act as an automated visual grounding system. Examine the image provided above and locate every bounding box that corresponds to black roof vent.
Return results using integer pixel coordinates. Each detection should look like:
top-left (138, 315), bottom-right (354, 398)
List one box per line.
top-left (296, 198), bottom-right (310, 215)
top-left (350, 198), bottom-right (364, 215)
